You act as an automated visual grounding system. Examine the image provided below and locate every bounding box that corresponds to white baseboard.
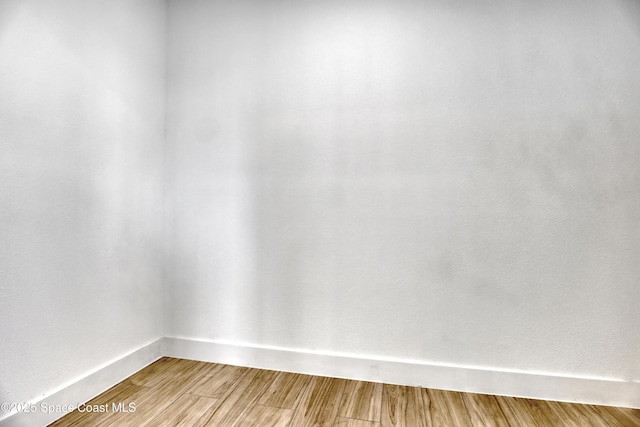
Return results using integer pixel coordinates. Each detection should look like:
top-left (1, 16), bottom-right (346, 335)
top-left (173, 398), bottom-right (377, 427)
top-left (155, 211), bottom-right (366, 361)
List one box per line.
top-left (0, 339), bottom-right (163, 427)
top-left (3, 336), bottom-right (637, 427)
top-left (163, 337), bottom-right (640, 409)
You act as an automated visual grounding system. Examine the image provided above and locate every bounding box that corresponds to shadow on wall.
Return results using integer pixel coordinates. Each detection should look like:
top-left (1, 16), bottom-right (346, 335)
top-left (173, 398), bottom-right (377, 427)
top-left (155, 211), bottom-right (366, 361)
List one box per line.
top-left (0, 1), bottom-right (23, 41)
top-left (165, 0), bottom-right (640, 381)
top-left (615, 0), bottom-right (640, 39)
top-left (0, 0), bottom-right (158, 116)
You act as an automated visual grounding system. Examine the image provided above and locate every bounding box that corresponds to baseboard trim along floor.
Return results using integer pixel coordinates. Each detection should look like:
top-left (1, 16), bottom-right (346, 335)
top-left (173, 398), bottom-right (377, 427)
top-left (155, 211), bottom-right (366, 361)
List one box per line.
top-left (1, 336), bottom-right (638, 426)
top-left (0, 339), bottom-right (163, 427)
top-left (162, 337), bottom-right (640, 410)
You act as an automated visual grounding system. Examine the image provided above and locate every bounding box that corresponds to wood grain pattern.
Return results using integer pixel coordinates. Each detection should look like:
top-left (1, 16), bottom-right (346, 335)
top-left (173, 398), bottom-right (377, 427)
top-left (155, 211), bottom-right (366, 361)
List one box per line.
top-left (339, 380), bottom-right (383, 422)
top-left (334, 417), bottom-right (381, 427)
top-left (496, 395), bottom-right (560, 426)
top-left (589, 404), bottom-right (640, 426)
top-left (290, 376), bottom-right (347, 427)
top-left (144, 394), bottom-right (218, 427)
top-left (545, 400), bottom-right (608, 427)
top-left (188, 364), bottom-right (247, 399)
top-left (460, 392), bottom-right (510, 427)
top-left (129, 358), bottom-right (213, 389)
top-left (48, 383), bottom-right (146, 427)
top-left (381, 384), bottom-right (427, 427)
top-left (423, 388), bottom-right (472, 427)
top-left (258, 371), bottom-right (311, 409)
top-left (198, 369), bottom-right (278, 426)
top-left (126, 357), bottom-right (182, 387)
top-left (99, 360), bottom-right (213, 427)
top-left (521, 398), bottom-right (562, 426)
top-left (90, 383), bottom-right (157, 427)
top-left (49, 358), bottom-right (640, 427)
top-left (236, 404), bottom-right (293, 427)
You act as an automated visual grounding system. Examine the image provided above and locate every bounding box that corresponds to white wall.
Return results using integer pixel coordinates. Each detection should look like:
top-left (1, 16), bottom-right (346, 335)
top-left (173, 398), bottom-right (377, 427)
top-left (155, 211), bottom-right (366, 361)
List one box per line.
top-left (1, 0), bottom-right (639, 416)
top-left (0, 0), bottom-right (166, 412)
top-left (165, 0), bottom-right (640, 382)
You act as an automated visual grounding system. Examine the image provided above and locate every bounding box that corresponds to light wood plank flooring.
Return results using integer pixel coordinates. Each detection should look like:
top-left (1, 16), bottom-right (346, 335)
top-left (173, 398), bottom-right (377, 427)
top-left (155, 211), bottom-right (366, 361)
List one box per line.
top-left (49, 357), bottom-right (640, 426)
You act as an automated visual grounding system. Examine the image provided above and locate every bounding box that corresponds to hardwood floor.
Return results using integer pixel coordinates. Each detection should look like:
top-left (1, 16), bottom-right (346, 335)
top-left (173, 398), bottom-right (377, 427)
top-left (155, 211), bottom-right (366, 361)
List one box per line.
top-left (49, 357), bottom-right (640, 426)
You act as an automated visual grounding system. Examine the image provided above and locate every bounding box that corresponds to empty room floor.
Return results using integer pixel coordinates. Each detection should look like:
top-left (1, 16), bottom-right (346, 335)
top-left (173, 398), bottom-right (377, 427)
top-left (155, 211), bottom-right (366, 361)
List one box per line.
top-left (49, 357), bottom-right (640, 426)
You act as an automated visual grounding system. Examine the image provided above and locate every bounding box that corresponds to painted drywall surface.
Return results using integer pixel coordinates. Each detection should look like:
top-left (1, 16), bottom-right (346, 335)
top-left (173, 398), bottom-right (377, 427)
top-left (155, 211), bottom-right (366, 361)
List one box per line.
top-left (165, 0), bottom-right (640, 382)
top-left (0, 0), bottom-right (166, 409)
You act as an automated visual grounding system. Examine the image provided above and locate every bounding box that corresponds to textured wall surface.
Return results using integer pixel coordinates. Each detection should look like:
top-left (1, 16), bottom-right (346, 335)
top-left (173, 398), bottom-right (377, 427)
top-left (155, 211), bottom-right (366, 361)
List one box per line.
top-left (165, 0), bottom-right (640, 380)
top-left (0, 0), bottom-right (166, 407)
top-left (2, 0), bottom-right (640, 413)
